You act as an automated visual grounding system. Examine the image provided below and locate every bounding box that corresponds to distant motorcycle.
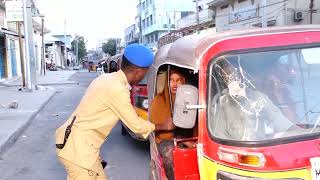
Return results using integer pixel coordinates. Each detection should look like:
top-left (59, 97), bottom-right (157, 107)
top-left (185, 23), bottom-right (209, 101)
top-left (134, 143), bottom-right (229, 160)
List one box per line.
top-left (46, 62), bottom-right (57, 71)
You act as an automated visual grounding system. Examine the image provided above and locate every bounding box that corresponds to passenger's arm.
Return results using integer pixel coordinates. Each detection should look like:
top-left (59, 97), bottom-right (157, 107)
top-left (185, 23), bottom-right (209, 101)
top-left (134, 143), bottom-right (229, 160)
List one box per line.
top-left (105, 84), bottom-right (155, 139)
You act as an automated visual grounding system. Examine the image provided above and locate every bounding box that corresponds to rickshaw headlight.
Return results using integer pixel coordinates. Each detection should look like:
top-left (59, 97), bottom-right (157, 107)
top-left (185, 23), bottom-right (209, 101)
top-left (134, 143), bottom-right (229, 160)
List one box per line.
top-left (218, 147), bottom-right (266, 168)
top-left (142, 99), bottom-right (148, 109)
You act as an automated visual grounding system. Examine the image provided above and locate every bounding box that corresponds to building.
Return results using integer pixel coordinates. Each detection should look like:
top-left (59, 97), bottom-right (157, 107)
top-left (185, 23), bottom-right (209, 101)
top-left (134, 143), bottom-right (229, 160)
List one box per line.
top-left (136, 0), bottom-right (196, 48)
top-left (51, 34), bottom-right (72, 67)
top-left (0, 0), bottom-right (50, 81)
top-left (124, 24), bottom-right (139, 46)
top-left (45, 35), bottom-right (64, 68)
top-left (177, 0), bottom-right (215, 29)
top-left (208, 0), bottom-right (320, 32)
top-left (157, 0), bottom-right (216, 47)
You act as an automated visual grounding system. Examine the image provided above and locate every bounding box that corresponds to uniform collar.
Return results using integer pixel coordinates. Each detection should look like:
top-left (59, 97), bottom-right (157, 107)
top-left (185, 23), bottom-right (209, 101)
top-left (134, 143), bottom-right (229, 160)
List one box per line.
top-left (117, 70), bottom-right (132, 90)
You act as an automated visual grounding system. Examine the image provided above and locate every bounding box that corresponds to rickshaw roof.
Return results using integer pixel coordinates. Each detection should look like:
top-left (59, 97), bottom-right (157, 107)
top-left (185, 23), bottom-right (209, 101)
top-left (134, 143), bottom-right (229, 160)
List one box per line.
top-left (153, 25), bottom-right (320, 72)
top-left (152, 43), bottom-right (172, 68)
top-left (109, 54), bottom-right (122, 63)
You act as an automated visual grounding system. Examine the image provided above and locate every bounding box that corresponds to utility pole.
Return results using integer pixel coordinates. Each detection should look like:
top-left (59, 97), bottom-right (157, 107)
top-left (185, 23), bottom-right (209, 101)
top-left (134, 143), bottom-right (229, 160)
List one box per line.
top-left (262, 0), bottom-right (267, 28)
top-left (40, 15), bottom-right (45, 75)
top-left (76, 38), bottom-right (79, 66)
top-left (196, 0), bottom-right (200, 33)
top-left (310, 0), bottom-right (314, 24)
top-left (17, 22), bottom-right (26, 87)
top-left (22, 0), bottom-right (35, 90)
top-left (139, 0), bottom-right (143, 44)
top-left (64, 19), bottom-right (67, 68)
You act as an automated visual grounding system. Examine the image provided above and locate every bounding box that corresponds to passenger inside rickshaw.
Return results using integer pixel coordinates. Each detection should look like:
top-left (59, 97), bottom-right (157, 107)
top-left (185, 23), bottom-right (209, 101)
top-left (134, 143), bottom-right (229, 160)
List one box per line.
top-left (150, 65), bottom-right (198, 180)
top-left (210, 55), bottom-right (300, 141)
top-left (109, 61), bottom-right (118, 72)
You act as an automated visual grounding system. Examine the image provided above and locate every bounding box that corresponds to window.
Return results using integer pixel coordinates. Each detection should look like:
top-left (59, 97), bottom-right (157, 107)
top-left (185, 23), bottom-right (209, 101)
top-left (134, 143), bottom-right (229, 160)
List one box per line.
top-left (146, 0), bottom-right (149, 8)
top-left (150, 15), bottom-right (153, 25)
top-left (221, 4), bottom-right (229, 9)
top-left (155, 33), bottom-right (158, 41)
top-left (146, 17), bottom-right (149, 27)
top-left (142, 19), bottom-right (145, 29)
top-left (142, 2), bottom-right (145, 10)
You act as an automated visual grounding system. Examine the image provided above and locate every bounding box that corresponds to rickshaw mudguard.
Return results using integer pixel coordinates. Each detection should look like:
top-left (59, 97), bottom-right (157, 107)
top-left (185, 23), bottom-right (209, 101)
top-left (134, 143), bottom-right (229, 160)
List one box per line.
top-left (173, 140), bottom-right (200, 180)
top-left (198, 156), bottom-right (311, 179)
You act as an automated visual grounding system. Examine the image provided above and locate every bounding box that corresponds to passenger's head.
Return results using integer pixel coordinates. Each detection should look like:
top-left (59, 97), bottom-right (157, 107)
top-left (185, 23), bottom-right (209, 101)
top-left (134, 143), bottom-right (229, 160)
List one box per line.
top-left (121, 44), bottom-right (154, 84)
top-left (169, 67), bottom-right (186, 95)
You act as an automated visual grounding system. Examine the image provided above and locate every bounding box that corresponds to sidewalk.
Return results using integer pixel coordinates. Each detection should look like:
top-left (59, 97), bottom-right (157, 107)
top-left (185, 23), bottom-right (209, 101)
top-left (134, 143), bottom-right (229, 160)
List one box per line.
top-left (0, 70), bottom-right (78, 154)
top-left (0, 70), bottom-right (78, 87)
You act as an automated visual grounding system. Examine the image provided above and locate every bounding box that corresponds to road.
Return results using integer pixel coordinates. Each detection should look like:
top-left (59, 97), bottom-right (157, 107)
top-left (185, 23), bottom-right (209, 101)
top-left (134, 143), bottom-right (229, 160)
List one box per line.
top-left (0, 72), bottom-right (150, 180)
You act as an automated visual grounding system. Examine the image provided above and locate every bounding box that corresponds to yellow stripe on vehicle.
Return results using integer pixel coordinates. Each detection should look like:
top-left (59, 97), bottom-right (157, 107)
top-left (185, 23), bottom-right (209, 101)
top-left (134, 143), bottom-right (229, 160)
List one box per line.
top-left (198, 155), bottom-right (311, 179)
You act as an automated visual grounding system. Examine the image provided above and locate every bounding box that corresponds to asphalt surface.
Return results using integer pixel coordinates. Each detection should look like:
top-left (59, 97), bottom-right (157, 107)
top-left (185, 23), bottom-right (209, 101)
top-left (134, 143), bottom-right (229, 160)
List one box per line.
top-left (0, 72), bottom-right (150, 180)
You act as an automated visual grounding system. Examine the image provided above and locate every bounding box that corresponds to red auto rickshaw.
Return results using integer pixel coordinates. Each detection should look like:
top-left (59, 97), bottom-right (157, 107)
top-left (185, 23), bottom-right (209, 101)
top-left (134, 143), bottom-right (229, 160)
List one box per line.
top-left (148, 25), bottom-right (320, 180)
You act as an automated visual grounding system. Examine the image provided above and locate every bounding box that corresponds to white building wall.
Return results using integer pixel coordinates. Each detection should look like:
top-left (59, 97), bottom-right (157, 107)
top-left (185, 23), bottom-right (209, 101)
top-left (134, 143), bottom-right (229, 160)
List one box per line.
top-left (214, 0), bottom-right (320, 32)
top-left (138, 0), bottom-right (195, 48)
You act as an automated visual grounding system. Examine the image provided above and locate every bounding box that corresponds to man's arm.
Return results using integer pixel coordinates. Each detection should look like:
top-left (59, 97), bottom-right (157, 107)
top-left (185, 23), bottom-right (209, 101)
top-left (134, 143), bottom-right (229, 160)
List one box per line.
top-left (105, 84), bottom-right (155, 139)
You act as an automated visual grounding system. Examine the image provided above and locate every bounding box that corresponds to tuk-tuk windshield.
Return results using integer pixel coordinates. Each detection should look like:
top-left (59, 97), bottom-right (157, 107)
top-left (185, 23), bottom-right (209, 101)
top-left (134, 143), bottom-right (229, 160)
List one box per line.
top-left (208, 47), bottom-right (320, 142)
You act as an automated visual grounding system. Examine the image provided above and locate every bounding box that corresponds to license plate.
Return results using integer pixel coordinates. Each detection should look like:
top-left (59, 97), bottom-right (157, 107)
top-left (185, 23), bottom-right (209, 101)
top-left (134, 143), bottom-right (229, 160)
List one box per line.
top-left (311, 157), bottom-right (320, 180)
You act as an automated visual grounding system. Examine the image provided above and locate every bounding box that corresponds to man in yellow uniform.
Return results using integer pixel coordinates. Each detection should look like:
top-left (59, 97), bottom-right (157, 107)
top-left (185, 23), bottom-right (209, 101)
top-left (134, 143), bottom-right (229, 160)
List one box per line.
top-left (55, 44), bottom-right (155, 180)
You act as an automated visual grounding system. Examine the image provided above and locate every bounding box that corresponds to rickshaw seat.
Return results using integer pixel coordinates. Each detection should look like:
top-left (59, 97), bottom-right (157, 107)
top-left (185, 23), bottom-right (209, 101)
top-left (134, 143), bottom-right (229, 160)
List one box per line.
top-left (173, 137), bottom-right (200, 180)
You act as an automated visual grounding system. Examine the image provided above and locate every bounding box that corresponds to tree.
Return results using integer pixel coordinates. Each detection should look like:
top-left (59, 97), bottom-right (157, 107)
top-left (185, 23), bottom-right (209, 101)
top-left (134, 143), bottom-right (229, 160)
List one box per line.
top-left (71, 35), bottom-right (87, 61)
top-left (102, 38), bottom-right (118, 56)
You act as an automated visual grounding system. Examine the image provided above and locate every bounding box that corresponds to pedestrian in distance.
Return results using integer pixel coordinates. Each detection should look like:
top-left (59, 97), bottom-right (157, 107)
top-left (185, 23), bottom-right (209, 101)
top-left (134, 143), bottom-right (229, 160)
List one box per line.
top-left (55, 43), bottom-right (155, 180)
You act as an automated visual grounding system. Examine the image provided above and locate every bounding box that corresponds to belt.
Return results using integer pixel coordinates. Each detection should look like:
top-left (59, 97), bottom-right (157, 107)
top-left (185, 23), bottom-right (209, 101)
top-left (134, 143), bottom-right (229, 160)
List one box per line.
top-left (56, 116), bottom-right (76, 149)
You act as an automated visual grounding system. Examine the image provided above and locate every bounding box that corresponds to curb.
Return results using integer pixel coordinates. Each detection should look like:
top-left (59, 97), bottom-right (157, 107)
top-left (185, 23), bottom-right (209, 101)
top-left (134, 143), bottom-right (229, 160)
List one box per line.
top-left (0, 81), bottom-right (79, 87)
top-left (0, 90), bottom-right (57, 155)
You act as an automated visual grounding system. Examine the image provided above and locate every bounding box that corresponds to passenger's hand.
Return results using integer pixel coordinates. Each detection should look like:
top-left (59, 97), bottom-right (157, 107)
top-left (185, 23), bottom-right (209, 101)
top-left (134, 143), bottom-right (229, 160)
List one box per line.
top-left (180, 141), bottom-right (197, 148)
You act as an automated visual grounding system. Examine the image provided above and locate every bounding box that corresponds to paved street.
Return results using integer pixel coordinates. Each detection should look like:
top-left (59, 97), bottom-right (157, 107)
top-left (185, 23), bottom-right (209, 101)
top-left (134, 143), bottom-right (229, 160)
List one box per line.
top-left (0, 71), bottom-right (150, 180)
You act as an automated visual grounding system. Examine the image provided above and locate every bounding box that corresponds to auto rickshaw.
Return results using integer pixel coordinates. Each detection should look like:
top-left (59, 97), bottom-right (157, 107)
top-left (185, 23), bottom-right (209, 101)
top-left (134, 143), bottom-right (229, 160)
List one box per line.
top-left (148, 25), bottom-right (320, 180)
top-left (88, 61), bottom-right (98, 72)
top-left (108, 54), bottom-right (122, 73)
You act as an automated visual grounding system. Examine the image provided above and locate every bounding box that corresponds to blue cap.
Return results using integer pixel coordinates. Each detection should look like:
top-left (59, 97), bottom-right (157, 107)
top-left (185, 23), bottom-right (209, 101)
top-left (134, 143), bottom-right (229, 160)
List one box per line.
top-left (124, 44), bottom-right (154, 68)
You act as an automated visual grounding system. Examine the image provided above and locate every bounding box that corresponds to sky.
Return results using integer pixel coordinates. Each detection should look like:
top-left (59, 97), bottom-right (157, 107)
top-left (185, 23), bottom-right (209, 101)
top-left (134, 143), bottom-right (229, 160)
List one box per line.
top-left (35, 0), bottom-right (139, 50)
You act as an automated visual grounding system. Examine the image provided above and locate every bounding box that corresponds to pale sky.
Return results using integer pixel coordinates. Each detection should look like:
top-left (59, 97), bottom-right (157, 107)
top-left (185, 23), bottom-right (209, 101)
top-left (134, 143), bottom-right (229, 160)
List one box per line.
top-left (35, 0), bottom-right (139, 49)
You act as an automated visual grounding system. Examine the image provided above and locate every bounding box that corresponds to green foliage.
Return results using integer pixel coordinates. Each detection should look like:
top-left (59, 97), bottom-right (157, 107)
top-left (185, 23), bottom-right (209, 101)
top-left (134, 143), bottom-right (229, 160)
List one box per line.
top-left (71, 35), bottom-right (87, 60)
top-left (102, 38), bottom-right (119, 56)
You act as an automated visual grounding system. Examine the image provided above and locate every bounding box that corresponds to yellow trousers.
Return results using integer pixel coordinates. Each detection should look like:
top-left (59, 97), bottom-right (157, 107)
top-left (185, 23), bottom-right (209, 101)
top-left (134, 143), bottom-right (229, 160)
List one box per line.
top-left (59, 157), bottom-right (107, 180)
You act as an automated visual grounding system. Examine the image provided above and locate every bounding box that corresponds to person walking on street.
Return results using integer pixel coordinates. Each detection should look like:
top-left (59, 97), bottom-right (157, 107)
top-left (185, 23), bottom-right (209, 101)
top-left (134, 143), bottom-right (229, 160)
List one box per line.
top-left (55, 44), bottom-right (155, 180)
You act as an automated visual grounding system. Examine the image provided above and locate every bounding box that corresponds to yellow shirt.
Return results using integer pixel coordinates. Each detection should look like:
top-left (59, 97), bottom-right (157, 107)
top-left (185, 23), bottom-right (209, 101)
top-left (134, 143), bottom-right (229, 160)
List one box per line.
top-left (55, 70), bottom-right (155, 171)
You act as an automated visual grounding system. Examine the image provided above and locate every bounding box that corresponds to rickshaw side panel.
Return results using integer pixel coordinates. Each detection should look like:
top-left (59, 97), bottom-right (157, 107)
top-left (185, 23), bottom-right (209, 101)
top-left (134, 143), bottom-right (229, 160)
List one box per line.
top-left (173, 146), bottom-right (200, 180)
